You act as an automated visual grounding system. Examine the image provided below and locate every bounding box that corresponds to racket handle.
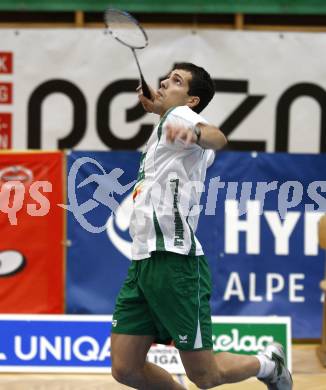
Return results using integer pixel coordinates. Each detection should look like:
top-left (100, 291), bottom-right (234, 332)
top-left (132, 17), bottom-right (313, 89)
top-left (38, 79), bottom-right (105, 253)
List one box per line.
top-left (141, 75), bottom-right (152, 99)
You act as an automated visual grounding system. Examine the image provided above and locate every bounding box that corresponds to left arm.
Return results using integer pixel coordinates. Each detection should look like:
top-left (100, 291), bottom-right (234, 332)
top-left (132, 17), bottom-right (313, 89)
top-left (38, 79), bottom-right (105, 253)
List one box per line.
top-left (166, 122), bottom-right (227, 151)
top-left (195, 123), bottom-right (227, 150)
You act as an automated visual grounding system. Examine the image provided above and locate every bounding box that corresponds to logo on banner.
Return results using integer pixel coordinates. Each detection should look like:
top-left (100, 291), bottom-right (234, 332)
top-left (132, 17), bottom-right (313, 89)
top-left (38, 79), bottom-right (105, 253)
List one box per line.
top-left (25, 76), bottom-right (326, 152)
top-left (0, 165), bottom-right (33, 183)
top-left (61, 157), bottom-right (136, 234)
top-left (0, 113), bottom-right (12, 149)
top-left (147, 345), bottom-right (184, 374)
top-left (211, 318), bottom-right (290, 368)
top-left (0, 250), bottom-right (26, 277)
top-left (0, 52), bottom-right (13, 74)
top-left (213, 328), bottom-right (273, 352)
top-left (0, 83), bottom-right (12, 104)
top-left (11, 335), bottom-right (111, 362)
top-left (106, 192), bottom-right (133, 260)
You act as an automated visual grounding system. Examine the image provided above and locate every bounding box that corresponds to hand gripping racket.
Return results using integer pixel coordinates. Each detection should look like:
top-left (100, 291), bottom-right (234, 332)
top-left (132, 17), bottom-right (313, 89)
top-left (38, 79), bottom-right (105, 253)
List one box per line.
top-left (104, 8), bottom-right (152, 99)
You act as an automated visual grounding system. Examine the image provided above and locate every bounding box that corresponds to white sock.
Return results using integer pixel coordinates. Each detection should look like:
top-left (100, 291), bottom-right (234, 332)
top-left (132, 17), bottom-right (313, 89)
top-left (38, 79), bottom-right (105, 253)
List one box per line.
top-left (255, 354), bottom-right (276, 378)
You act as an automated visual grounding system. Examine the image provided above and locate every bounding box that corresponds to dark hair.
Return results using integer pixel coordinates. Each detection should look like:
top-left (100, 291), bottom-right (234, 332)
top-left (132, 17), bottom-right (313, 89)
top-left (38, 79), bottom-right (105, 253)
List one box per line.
top-left (171, 62), bottom-right (215, 113)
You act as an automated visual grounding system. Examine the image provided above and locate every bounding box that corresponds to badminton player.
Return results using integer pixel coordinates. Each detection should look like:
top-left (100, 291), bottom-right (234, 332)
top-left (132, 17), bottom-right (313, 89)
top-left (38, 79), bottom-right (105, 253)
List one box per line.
top-left (110, 62), bottom-right (292, 390)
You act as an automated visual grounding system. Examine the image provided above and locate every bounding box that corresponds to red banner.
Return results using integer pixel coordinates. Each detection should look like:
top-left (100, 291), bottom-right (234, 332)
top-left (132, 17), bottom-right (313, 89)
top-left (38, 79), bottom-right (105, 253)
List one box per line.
top-left (0, 152), bottom-right (64, 313)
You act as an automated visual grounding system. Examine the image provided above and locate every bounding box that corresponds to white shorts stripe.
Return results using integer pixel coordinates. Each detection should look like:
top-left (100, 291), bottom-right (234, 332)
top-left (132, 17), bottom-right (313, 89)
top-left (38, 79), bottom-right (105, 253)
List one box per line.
top-left (194, 319), bottom-right (203, 349)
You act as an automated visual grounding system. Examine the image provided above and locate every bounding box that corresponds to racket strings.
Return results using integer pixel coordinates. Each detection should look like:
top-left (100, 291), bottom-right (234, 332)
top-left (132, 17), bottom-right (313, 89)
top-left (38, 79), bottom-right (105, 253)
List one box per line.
top-left (104, 10), bottom-right (147, 49)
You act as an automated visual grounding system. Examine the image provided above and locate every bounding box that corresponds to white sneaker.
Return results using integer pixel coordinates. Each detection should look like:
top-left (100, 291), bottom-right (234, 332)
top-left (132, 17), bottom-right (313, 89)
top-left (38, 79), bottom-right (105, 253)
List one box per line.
top-left (259, 342), bottom-right (293, 390)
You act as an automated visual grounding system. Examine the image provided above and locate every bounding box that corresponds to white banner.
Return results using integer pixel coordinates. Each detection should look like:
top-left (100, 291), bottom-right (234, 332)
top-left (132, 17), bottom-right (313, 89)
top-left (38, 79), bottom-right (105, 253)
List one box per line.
top-left (0, 29), bottom-right (325, 152)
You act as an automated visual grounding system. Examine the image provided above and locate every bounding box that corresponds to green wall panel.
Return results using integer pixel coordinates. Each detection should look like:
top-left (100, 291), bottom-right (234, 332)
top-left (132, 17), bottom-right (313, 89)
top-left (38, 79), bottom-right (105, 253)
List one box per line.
top-left (0, 0), bottom-right (325, 14)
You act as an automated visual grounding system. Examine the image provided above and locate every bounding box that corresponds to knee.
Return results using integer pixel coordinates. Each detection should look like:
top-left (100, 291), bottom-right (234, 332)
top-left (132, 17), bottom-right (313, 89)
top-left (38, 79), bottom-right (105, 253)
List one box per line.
top-left (111, 363), bottom-right (138, 385)
top-left (187, 369), bottom-right (223, 389)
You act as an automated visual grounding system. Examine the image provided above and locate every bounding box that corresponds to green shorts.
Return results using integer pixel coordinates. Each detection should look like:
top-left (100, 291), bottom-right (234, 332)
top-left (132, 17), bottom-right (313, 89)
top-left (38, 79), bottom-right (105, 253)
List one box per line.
top-left (112, 251), bottom-right (213, 351)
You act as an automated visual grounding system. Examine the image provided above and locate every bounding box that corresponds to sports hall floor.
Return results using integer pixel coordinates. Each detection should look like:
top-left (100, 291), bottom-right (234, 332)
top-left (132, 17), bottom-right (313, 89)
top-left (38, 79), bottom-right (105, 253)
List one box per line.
top-left (0, 344), bottom-right (324, 389)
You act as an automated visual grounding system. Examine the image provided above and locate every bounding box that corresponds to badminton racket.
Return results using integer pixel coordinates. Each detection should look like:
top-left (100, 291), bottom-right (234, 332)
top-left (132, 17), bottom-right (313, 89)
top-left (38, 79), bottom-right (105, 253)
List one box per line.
top-left (104, 8), bottom-right (152, 99)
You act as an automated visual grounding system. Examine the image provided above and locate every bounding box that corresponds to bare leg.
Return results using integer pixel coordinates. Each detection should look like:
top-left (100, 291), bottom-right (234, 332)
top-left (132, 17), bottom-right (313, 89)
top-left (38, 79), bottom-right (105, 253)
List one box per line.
top-left (140, 362), bottom-right (185, 390)
top-left (111, 333), bottom-right (185, 390)
top-left (214, 351), bottom-right (260, 383)
top-left (180, 349), bottom-right (260, 389)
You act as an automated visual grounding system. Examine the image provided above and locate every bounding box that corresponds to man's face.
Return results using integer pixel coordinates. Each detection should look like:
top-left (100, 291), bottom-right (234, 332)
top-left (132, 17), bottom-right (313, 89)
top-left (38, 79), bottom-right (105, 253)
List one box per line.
top-left (152, 69), bottom-right (195, 115)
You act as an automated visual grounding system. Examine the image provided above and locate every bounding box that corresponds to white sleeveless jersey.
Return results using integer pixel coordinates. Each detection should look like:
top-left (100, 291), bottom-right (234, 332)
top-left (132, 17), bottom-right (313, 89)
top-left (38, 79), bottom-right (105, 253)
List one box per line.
top-left (130, 106), bottom-right (215, 260)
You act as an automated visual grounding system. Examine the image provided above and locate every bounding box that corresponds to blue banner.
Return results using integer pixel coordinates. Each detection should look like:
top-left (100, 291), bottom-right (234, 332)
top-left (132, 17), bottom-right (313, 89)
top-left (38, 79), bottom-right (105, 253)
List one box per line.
top-left (66, 151), bottom-right (138, 315)
top-left (0, 315), bottom-right (112, 372)
top-left (200, 152), bottom-right (325, 339)
top-left (66, 151), bottom-right (326, 338)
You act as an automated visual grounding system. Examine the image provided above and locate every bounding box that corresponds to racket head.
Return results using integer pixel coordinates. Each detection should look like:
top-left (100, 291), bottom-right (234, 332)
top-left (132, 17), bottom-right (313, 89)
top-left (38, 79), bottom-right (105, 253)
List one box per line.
top-left (104, 8), bottom-right (148, 50)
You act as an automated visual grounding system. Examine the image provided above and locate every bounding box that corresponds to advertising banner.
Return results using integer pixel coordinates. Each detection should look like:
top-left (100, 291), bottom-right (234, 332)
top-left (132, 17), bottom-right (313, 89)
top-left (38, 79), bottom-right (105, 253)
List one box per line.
top-left (66, 151), bottom-right (139, 314)
top-left (0, 315), bottom-right (291, 374)
top-left (0, 315), bottom-right (112, 373)
top-left (211, 316), bottom-right (291, 369)
top-left (201, 152), bottom-right (325, 339)
top-left (0, 29), bottom-right (325, 153)
top-left (66, 151), bottom-right (325, 338)
top-left (0, 152), bottom-right (65, 313)
top-left (0, 50), bottom-right (13, 150)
